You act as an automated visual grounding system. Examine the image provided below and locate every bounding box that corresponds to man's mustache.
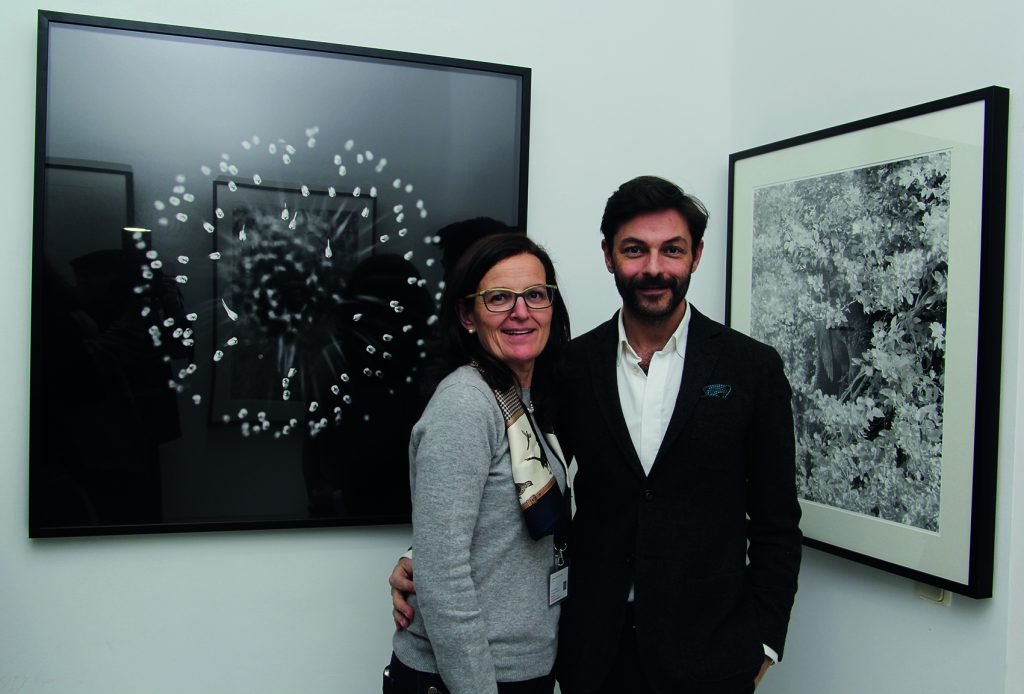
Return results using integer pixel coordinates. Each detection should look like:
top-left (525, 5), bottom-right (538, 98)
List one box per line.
top-left (629, 276), bottom-right (676, 290)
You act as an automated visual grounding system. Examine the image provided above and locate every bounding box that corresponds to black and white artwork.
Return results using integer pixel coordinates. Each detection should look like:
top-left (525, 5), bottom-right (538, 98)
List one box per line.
top-left (30, 12), bottom-right (529, 536)
top-left (727, 86), bottom-right (1007, 597)
top-left (749, 152), bottom-right (950, 531)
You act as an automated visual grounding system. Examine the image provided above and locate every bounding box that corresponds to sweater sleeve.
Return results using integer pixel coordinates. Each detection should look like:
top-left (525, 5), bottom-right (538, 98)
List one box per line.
top-left (410, 379), bottom-right (503, 694)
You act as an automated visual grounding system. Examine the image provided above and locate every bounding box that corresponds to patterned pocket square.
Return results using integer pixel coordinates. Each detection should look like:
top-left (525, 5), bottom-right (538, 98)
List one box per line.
top-left (702, 384), bottom-right (732, 399)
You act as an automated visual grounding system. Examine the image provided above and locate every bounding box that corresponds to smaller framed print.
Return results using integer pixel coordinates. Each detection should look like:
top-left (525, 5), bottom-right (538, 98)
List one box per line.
top-left (727, 86), bottom-right (1008, 598)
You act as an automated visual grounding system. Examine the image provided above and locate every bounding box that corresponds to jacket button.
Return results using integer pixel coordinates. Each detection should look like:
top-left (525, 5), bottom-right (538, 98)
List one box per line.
top-left (643, 489), bottom-right (654, 501)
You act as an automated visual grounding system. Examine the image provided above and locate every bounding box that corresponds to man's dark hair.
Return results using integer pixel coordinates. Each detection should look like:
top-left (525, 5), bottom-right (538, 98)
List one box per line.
top-left (430, 233), bottom-right (570, 418)
top-left (600, 175), bottom-right (709, 248)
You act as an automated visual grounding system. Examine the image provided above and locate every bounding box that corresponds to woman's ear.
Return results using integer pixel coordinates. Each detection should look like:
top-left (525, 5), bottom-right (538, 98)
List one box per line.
top-left (457, 304), bottom-right (476, 334)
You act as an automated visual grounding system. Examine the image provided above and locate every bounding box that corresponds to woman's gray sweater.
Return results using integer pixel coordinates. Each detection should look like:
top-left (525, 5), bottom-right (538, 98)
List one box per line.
top-left (392, 366), bottom-right (564, 693)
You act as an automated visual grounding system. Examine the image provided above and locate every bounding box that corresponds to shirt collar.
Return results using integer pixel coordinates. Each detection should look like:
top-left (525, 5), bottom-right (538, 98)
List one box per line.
top-left (615, 301), bottom-right (693, 366)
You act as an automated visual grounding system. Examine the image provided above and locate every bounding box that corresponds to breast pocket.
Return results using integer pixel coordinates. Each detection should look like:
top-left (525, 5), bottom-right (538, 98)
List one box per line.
top-left (689, 388), bottom-right (753, 470)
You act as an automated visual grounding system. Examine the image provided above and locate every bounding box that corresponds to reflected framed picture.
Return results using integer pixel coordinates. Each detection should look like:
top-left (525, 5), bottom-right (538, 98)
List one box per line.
top-left (208, 179), bottom-right (374, 424)
top-left (43, 159), bottom-right (137, 262)
top-left (30, 10), bottom-right (530, 536)
top-left (727, 86), bottom-right (1008, 597)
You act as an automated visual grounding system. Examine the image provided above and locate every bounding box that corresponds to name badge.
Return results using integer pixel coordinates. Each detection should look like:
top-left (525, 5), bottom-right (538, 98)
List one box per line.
top-left (549, 566), bottom-right (569, 605)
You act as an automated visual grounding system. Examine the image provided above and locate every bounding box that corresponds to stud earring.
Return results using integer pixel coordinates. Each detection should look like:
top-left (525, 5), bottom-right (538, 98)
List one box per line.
top-left (468, 328), bottom-right (475, 334)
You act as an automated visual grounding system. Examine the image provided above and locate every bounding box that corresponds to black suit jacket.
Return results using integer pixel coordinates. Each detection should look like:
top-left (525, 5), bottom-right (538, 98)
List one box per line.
top-left (555, 308), bottom-right (802, 693)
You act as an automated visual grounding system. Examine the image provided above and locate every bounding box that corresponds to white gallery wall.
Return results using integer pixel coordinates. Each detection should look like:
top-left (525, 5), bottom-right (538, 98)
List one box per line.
top-left (0, 1), bottom-right (1020, 693)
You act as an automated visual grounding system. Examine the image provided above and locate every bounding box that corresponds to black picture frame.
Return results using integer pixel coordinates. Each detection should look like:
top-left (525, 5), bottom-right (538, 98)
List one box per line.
top-left (726, 86), bottom-right (1008, 598)
top-left (30, 10), bottom-right (531, 537)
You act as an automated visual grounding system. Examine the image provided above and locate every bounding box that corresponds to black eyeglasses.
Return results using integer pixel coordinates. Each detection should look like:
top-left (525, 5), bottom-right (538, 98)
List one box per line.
top-left (465, 284), bottom-right (558, 313)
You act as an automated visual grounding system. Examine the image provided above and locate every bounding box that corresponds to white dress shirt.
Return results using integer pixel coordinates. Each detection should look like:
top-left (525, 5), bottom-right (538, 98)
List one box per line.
top-left (615, 305), bottom-right (691, 476)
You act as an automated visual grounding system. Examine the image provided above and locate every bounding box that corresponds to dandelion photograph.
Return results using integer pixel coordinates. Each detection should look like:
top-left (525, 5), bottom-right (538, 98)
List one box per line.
top-left (728, 87), bottom-right (1007, 597)
top-left (30, 12), bottom-right (530, 536)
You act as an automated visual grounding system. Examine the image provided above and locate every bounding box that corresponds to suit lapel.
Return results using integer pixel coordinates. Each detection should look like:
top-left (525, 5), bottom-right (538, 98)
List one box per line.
top-left (587, 314), bottom-right (647, 480)
top-left (650, 307), bottom-right (723, 473)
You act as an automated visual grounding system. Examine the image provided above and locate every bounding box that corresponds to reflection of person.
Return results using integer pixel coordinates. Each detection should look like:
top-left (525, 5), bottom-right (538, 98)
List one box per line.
top-left (386, 233), bottom-right (571, 694)
top-left (435, 216), bottom-right (515, 281)
top-left (392, 177), bottom-right (802, 693)
top-left (35, 250), bottom-right (188, 527)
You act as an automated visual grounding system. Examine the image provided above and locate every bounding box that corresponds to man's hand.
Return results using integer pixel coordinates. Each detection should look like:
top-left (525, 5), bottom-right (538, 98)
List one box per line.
top-left (389, 556), bottom-right (415, 629)
top-left (754, 656), bottom-right (773, 689)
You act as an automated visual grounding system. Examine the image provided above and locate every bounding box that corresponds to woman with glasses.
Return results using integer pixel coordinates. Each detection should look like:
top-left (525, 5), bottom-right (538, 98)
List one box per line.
top-left (387, 233), bottom-right (571, 694)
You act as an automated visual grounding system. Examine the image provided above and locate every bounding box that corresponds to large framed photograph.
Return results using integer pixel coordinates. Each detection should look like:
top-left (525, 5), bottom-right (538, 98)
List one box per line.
top-left (30, 11), bottom-right (530, 537)
top-left (727, 87), bottom-right (1008, 598)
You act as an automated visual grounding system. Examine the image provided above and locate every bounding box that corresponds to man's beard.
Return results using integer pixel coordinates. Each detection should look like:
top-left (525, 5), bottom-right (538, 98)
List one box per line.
top-left (614, 270), bottom-right (690, 322)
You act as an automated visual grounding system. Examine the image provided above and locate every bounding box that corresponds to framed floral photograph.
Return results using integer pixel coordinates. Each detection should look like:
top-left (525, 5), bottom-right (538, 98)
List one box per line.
top-left (726, 86), bottom-right (1008, 598)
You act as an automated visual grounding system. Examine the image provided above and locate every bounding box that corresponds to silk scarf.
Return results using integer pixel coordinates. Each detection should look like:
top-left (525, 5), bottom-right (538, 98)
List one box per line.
top-left (489, 382), bottom-right (566, 540)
